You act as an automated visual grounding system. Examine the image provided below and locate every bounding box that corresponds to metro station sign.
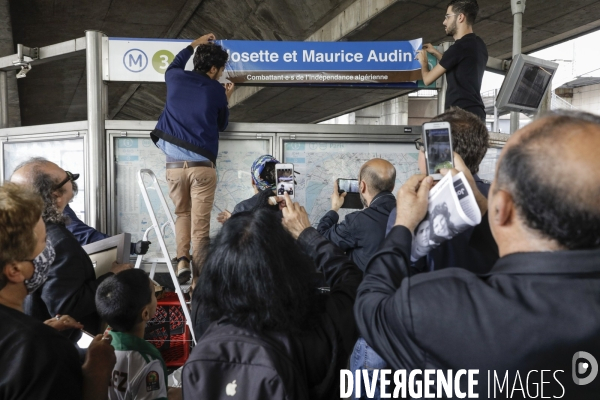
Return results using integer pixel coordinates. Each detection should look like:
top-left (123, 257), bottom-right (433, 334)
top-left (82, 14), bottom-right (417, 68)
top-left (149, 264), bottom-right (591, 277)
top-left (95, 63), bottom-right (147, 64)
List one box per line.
top-left (105, 37), bottom-right (436, 88)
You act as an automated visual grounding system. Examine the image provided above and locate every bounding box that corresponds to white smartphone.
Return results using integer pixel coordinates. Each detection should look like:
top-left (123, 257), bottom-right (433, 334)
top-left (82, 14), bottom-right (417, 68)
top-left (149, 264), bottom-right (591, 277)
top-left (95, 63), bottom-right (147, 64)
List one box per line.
top-left (275, 163), bottom-right (295, 199)
top-left (422, 121), bottom-right (453, 180)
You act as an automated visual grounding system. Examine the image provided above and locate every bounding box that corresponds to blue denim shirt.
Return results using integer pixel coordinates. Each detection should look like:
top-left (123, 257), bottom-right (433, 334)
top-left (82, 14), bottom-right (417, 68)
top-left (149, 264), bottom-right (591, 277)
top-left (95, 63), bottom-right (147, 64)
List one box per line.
top-left (157, 139), bottom-right (209, 163)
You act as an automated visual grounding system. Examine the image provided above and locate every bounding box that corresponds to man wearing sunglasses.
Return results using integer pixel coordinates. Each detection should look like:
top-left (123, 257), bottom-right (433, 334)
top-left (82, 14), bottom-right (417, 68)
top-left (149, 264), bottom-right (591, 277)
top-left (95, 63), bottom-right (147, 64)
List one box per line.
top-left (11, 158), bottom-right (132, 340)
top-left (416, 0), bottom-right (487, 121)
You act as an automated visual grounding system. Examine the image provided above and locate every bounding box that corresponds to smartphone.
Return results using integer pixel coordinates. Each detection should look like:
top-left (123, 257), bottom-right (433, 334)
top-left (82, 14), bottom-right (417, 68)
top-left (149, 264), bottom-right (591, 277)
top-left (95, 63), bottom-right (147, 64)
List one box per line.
top-left (422, 121), bottom-right (453, 180)
top-left (77, 329), bottom-right (95, 349)
top-left (337, 178), bottom-right (363, 209)
top-left (337, 178), bottom-right (359, 194)
top-left (275, 163), bottom-right (295, 199)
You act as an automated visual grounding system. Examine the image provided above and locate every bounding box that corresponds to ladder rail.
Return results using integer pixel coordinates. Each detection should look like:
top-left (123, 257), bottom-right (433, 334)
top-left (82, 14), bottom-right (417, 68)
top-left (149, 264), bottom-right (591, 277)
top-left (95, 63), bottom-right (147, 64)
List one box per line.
top-left (135, 169), bottom-right (197, 345)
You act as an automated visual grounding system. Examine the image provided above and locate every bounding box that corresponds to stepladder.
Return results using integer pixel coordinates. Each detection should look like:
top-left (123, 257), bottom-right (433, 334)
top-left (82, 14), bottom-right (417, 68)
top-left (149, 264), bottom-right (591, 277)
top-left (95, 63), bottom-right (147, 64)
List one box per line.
top-left (134, 168), bottom-right (197, 344)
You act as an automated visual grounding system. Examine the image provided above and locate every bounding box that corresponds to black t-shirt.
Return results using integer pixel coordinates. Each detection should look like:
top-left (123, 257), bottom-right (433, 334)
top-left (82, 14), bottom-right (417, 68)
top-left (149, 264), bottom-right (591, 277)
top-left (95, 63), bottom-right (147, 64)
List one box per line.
top-left (0, 303), bottom-right (83, 400)
top-left (439, 33), bottom-right (488, 120)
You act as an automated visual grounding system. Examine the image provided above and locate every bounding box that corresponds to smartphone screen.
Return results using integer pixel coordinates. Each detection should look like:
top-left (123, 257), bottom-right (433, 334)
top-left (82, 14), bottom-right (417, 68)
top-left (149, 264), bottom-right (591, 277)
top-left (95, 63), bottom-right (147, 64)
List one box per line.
top-left (338, 178), bottom-right (359, 193)
top-left (77, 330), bottom-right (94, 349)
top-left (275, 164), bottom-right (294, 199)
top-left (424, 122), bottom-right (453, 179)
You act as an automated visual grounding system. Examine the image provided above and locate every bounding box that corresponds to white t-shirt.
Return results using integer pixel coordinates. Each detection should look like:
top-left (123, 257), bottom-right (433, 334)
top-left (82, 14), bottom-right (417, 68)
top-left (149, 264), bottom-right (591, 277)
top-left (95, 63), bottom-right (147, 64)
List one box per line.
top-left (108, 332), bottom-right (168, 400)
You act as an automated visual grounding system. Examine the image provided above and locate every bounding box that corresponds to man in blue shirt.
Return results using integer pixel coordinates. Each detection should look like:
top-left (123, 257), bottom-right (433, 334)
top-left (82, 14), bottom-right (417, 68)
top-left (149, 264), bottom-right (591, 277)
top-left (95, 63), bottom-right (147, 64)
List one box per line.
top-left (63, 205), bottom-right (150, 256)
top-left (151, 33), bottom-right (234, 284)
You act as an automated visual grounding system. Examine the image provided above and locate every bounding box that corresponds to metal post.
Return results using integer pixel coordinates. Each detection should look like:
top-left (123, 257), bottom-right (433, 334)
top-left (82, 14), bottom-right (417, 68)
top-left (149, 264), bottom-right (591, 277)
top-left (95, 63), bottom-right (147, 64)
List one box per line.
top-left (510, 0), bottom-right (526, 134)
top-left (0, 71), bottom-right (7, 128)
top-left (86, 30), bottom-right (106, 230)
top-left (493, 89), bottom-right (499, 132)
top-left (437, 42), bottom-right (451, 114)
top-left (539, 88), bottom-right (552, 114)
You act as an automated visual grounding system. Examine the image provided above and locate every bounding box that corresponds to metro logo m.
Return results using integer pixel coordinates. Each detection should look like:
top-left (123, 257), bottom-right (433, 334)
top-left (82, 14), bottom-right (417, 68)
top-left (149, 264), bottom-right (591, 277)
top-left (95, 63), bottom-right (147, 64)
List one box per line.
top-left (123, 49), bottom-right (148, 73)
top-left (129, 54), bottom-right (143, 67)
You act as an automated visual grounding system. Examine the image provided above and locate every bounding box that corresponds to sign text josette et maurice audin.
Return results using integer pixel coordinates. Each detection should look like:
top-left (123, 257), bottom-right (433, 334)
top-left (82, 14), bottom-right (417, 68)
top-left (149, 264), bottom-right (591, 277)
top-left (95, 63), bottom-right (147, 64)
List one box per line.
top-left (215, 39), bottom-right (424, 84)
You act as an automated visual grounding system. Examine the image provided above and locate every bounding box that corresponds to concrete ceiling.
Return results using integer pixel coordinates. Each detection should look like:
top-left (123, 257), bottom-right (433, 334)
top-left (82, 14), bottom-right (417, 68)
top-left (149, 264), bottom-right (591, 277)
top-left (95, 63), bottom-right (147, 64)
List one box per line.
top-left (6, 0), bottom-right (600, 126)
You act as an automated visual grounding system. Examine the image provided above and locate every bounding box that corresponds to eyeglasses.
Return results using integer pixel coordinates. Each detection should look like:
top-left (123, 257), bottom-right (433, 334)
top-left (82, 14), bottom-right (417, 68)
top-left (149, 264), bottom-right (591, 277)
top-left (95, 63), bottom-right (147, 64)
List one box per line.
top-left (444, 13), bottom-right (458, 20)
top-left (54, 171), bottom-right (80, 191)
top-left (414, 138), bottom-right (425, 151)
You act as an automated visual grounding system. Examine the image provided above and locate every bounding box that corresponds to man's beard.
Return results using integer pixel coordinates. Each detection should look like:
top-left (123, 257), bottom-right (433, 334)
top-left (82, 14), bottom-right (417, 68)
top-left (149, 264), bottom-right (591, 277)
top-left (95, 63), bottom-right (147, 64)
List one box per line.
top-left (445, 20), bottom-right (457, 37)
top-left (359, 192), bottom-right (368, 208)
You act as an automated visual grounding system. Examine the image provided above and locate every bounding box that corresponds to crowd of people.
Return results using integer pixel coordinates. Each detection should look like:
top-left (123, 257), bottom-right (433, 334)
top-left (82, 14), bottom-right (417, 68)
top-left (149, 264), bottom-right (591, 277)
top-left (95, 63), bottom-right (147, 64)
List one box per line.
top-left (2, 1), bottom-right (600, 399)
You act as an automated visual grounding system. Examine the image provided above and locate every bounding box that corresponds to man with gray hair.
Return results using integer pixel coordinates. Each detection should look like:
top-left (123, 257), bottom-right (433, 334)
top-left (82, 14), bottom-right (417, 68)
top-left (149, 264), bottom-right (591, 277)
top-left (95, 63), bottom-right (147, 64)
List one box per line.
top-left (356, 110), bottom-right (600, 397)
top-left (11, 158), bottom-right (131, 339)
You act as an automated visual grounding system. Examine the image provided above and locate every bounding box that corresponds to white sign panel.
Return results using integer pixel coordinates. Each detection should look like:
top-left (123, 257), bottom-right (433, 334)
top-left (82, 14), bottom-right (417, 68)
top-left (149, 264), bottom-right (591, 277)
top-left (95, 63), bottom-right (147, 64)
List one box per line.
top-left (106, 38), bottom-right (193, 82)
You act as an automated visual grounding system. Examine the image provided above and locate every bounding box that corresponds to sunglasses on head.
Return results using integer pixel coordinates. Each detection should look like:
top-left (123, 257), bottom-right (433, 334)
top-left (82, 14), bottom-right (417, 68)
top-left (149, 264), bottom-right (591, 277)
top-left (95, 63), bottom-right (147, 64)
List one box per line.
top-left (54, 171), bottom-right (79, 191)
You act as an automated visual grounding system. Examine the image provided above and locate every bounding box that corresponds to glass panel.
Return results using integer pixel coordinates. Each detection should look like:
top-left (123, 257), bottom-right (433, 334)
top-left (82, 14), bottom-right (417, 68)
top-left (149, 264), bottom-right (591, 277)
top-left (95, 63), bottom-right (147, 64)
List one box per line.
top-left (478, 147), bottom-right (502, 182)
top-left (283, 141), bottom-right (420, 224)
top-left (3, 138), bottom-right (85, 220)
top-left (114, 137), bottom-right (270, 258)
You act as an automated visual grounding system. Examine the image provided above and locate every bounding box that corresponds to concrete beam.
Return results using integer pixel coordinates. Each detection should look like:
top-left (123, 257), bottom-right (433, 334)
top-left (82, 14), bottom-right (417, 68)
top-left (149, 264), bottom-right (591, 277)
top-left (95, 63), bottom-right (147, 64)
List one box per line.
top-left (0, 37), bottom-right (86, 71)
top-left (230, 0), bottom-right (401, 108)
top-left (107, 0), bottom-right (205, 119)
top-left (496, 16), bottom-right (600, 59)
top-left (486, 56), bottom-right (511, 74)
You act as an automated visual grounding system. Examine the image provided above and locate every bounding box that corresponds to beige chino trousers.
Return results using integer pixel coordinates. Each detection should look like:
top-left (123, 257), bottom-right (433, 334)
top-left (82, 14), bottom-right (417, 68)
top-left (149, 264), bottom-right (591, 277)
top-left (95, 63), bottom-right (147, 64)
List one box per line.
top-left (166, 164), bottom-right (217, 270)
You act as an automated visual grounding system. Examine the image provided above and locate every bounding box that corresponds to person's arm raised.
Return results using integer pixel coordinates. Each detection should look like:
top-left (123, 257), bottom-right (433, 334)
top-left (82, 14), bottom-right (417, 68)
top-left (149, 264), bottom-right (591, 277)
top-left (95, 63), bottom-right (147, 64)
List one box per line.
top-left (282, 192), bottom-right (362, 289)
top-left (423, 43), bottom-right (443, 61)
top-left (190, 33), bottom-right (216, 48)
top-left (282, 192), bottom-right (363, 354)
top-left (354, 174), bottom-right (433, 369)
top-left (416, 49), bottom-right (446, 86)
top-left (168, 33), bottom-right (217, 73)
top-left (439, 152), bottom-right (488, 216)
top-left (330, 179), bottom-right (347, 213)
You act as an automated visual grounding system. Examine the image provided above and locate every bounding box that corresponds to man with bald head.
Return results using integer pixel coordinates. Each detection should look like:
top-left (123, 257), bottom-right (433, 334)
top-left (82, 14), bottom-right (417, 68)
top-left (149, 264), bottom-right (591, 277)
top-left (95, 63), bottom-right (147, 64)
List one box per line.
top-left (11, 158), bottom-right (131, 339)
top-left (355, 110), bottom-right (600, 397)
top-left (317, 159), bottom-right (396, 399)
top-left (317, 158), bottom-right (396, 271)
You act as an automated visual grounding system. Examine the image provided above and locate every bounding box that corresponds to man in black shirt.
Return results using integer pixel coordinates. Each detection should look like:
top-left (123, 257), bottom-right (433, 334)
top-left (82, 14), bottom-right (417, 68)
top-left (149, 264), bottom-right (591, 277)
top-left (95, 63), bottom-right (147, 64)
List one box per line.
top-left (417, 0), bottom-right (488, 120)
top-left (355, 110), bottom-right (600, 398)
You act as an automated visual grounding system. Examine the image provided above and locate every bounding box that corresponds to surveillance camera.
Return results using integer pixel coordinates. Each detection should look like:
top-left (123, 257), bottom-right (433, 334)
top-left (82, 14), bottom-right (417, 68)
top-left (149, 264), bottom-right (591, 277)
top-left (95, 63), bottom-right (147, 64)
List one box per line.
top-left (16, 64), bottom-right (31, 79)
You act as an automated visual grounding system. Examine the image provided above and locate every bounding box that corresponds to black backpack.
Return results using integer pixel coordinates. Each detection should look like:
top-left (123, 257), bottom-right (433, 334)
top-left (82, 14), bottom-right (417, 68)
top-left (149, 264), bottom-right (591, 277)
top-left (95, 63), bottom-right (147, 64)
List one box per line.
top-left (182, 320), bottom-right (310, 400)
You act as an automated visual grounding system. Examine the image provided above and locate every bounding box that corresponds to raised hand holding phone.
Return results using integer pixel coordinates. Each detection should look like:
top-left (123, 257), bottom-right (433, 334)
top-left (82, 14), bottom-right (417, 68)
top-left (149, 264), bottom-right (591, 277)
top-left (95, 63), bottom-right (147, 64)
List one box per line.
top-left (422, 121), bottom-right (453, 180)
top-left (336, 178), bottom-right (363, 209)
top-left (275, 163), bottom-right (295, 199)
top-left (331, 180), bottom-right (347, 212)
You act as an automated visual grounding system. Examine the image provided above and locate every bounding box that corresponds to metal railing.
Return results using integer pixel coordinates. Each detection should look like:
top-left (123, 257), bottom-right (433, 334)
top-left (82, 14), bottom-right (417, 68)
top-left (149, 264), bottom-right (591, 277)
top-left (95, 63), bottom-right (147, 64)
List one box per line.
top-left (481, 89), bottom-right (497, 109)
top-left (551, 92), bottom-right (576, 110)
top-left (408, 89), bottom-right (438, 97)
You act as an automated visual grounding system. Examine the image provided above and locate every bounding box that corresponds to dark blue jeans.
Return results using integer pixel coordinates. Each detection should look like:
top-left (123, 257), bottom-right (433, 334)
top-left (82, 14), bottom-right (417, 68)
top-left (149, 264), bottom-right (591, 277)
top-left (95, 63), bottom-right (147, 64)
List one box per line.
top-left (350, 337), bottom-right (388, 399)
